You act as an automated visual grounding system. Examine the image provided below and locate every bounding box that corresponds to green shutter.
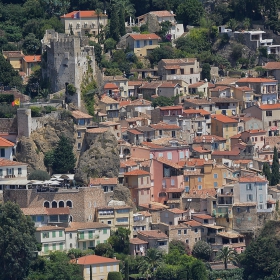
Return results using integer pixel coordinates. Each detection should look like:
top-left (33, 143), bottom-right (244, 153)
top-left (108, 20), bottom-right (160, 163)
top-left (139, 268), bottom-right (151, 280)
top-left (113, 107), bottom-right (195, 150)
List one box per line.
top-left (59, 231), bottom-right (63, 237)
top-left (89, 230), bottom-right (93, 239)
top-left (44, 244), bottom-right (49, 253)
top-left (60, 242), bottom-right (63, 250)
top-left (52, 231), bottom-right (56, 238)
top-left (97, 240), bottom-right (100, 245)
top-left (83, 241), bottom-right (86, 250)
top-left (53, 243), bottom-right (56, 250)
top-left (103, 229), bottom-right (107, 234)
top-left (80, 231), bottom-right (84, 239)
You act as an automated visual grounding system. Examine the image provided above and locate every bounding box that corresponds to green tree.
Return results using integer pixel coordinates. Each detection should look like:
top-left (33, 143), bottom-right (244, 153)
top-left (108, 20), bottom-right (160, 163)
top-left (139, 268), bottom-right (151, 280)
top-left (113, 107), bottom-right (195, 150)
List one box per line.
top-left (190, 259), bottom-right (208, 280)
top-left (201, 63), bottom-right (211, 81)
top-left (152, 96), bottom-right (175, 107)
top-left (107, 271), bottom-right (123, 280)
top-left (262, 162), bottom-right (272, 184)
top-left (22, 33), bottom-right (41, 55)
top-left (227, 19), bottom-right (238, 31)
top-left (113, 0), bottom-right (135, 20)
top-left (104, 38), bottom-right (117, 53)
top-left (271, 146), bottom-right (280, 185)
top-left (109, 5), bottom-right (120, 41)
top-left (0, 202), bottom-right (37, 280)
top-left (95, 243), bottom-right (115, 258)
top-left (216, 247), bottom-right (237, 270)
top-left (138, 248), bottom-right (163, 279)
top-left (176, 0), bottom-right (204, 26)
top-left (108, 227), bottom-right (130, 254)
top-left (67, 84), bottom-right (76, 96)
top-left (169, 239), bottom-right (191, 255)
top-left (52, 135), bottom-right (76, 174)
top-left (192, 240), bottom-right (212, 261)
top-left (119, 8), bottom-right (126, 36)
top-left (28, 170), bottom-right (51, 180)
top-left (89, 41), bottom-right (102, 65)
top-left (44, 150), bottom-right (55, 173)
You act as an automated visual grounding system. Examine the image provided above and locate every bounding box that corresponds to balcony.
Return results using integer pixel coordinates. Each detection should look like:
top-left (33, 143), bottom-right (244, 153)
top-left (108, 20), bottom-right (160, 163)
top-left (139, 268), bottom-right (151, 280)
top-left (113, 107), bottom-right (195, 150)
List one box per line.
top-left (78, 234), bottom-right (99, 241)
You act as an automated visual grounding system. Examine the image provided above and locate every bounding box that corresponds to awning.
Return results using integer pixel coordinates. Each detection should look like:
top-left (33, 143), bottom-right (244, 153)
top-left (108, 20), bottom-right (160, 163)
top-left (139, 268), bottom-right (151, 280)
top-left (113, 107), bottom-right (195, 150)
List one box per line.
top-left (0, 179), bottom-right (30, 185)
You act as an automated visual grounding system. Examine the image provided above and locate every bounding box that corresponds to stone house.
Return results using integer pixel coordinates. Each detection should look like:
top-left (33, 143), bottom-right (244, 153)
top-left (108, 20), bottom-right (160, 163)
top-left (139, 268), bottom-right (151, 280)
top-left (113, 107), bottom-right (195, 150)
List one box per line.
top-left (89, 177), bottom-right (118, 193)
top-left (128, 81), bottom-right (146, 97)
top-left (133, 211), bottom-right (152, 237)
top-left (139, 82), bottom-right (162, 99)
top-left (158, 58), bottom-right (200, 84)
top-left (209, 86), bottom-right (232, 98)
top-left (98, 96), bottom-right (119, 121)
top-left (126, 33), bottom-right (161, 57)
top-left (129, 238), bottom-right (148, 256)
top-left (103, 76), bottom-right (129, 98)
top-left (127, 129), bottom-right (144, 145)
top-left (137, 230), bottom-right (169, 253)
top-left (263, 62), bottom-right (280, 83)
top-left (188, 81), bottom-right (215, 97)
top-left (103, 83), bottom-right (119, 99)
top-left (231, 86), bottom-right (255, 110)
top-left (244, 103), bottom-right (280, 136)
top-left (158, 82), bottom-right (182, 98)
top-left (60, 10), bottom-right (108, 38)
top-left (211, 97), bottom-right (240, 117)
top-left (192, 135), bottom-right (226, 151)
top-left (130, 68), bottom-right (158, 80)
top-left (150, 122), bottom-right (181, 139)
top-left (75, 255), bottom-right (120, 280)
top-left (98, 121), bottom-right (122, 140)
top-left (125, 97), bottom-right (153, 118)
top-left (124, 169), bottom-right (151, 206)
top-left (160, 208), bottom-right (188, 226)
top-left (96, 205), bottom-right (133, 237)
top-left (184, 220), bottom-right (204, 249)
top-left (183, 98), bottom-right (215, 113)
top-left (22, 55), bottom-right (41, 77)
top-left (239, 129), bottom-right (266, 150)
top-left (211, 114), bottom-right (238, 150)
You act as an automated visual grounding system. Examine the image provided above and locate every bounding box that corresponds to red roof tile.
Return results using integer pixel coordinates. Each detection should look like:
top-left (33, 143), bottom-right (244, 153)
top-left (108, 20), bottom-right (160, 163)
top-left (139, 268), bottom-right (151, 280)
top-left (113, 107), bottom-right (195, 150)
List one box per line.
top-left (192, 214), bottom-right (213, 219)
top-left (119, 100), bottom-right (131, 107)
top-left (239, 176), bottom-right (267, 183)
top-left (141, 142), bottom-right (161, 149)
top-left (46, 207), bottom-right (70, 215)
top-left (120, 160), bottom-right (137, 167)
top-left (127, 129), bottom-right (143, 135)
top-left (150, 10), bottom-right (175, 17)
top-left (230, 133), bottom-right (241, 139)
top-left (155, 157), bottom-right (182, 169)
top-left (100, 95), bottom-right (119, 104)
top-left (245, 129), bottom-right (266, 134)
top-left (130, 238), bottom-right (148, 244)
top-left (159, 105), bottom-right (182, 110)
top-left (87, 127), bottom-right (108, 134)
top-left (183, 109), bottom-right (210, 116)
top-left (211, 114), bottom-right (238, 123)
top-left (210, 86), bottom-right (230, 91)
top-left (185, 220), bottom-right (202, 227)
top-left (193, 135), bottom-right (226, 143)
top-left (192, 146), bottom-right (211, 153)
top-left (71, 110), bottom-right (93, 119)
top-left (89, 177), bottom-right (118, 185)
top-left (163, 65), bottom-right (180, 69)
top-left (124, 170), bottom-right (150, 176)
top-left (168, 208), bottom-right (186, 214)
top-left (263, 62), bottom-right (280, 70)
top-left (237, 78), bottom-right (277, 83)
top-left (128, 81), bottom-right (145, 86)
top-left (23, 55), bottom-right (41, 63)
top-left (77, 255), bottom-right (119, 265)
top-left (0, 137), bottom-right (14, 147)
top-left (150, 122), bottom-right (180, 130)
top-left (212, 148), bottom-right (241, 156)
top-left (104, 83), bottom-right (118, 90)
top-left (61, 10), bottom-right (107, 18)
top-left (0, 159), bottom-right (26, 167)
top-left (188, 81), bottom-right (206, 88)
top-left (158, 82), bottom-right (179, 88)
top-left (259, 103), bottom-right (280, 110)
top-left (129, 33), bottom-right (160, 40)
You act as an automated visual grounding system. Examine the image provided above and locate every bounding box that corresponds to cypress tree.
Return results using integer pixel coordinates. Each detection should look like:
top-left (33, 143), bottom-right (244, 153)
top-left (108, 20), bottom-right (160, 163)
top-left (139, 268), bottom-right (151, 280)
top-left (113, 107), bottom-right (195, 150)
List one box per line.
top-left (271, 146), bottom-right (279, 186)
top-left (109, 5), bottom-right (120, 42)
top-left (262, 162), bottom-right (272, 185)
top-left (119, 8), bottom-right (126, 36)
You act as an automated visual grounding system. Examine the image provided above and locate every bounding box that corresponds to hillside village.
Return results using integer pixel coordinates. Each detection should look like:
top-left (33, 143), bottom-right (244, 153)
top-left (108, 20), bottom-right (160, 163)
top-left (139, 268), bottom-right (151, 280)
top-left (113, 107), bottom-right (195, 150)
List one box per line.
top-left (2, 0), bottom-right (280, 279)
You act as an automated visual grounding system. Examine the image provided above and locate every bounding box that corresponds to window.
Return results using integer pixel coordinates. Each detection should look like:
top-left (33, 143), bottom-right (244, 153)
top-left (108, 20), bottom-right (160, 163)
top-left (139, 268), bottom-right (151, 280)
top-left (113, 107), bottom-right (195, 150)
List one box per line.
top-left (89, 241), bottom-right (94, 247)
top-left (214, 182), bottom-right (218, 188)
top-left (80, 231), bottom-right (84, 239)
top-left (190, 68), bottom-right (193, 74)
top-left (198, 177), bottom-right (202, 182)
top-left (77, 131), bottom-right (81, 138)
top-left (149, 40), bottom-right (152, 45)
top-left (116, 209), bottom-right (129, 213)
top-left (179, 151), bottom-right (184, 159)
top-left (69, 233), bottom-right (72, 239)
top-left (172, 131), bottom-right (175, 137)
top-left (0, 169), bottom-right (2, 176)
top-left (43, 232), bottom-right (49, 238)
top-left (246, 184), bottom-right (252, 190)
top-left (77, 143), bottom-right (81, 150)
top-left (259, 184), bottom-right (263, 190)
top-left (52, 201), bottom-right (57, 208)
top-left (18, 168), bottom-right (22, 175)
top-left (259, 194), bottom-right (263, 203)
top-left (89, 231), bottom-right (93, 239)
top-left (158, 152), bottom-right (163, 158)
top-left (83, 241), bottom-right (86, 250)
top-left (195, 228), bottom-right (198, 233)
top-left (167, 152), bottom-right (172, 160)
top-left (53, 243), bottom-right (56, 250)
top-left (226, 124), bottom-right (228, 131)
top-left (144, 40), bottom-right (147, 46)
top-left (107, 265), bottom-right (111, 272)
top-left (103, 229), bottom-right (108, 234)
top-left (266, 110), bottom-right (272, 116)
top-left (59, 231), bottom-right (63, 237)
top-left (178, 230), bottom-right (181, 235)
top-left (116, 217), bottom-right (128, 223)
top-left (66, 201), bottom-right (73, 208)
top-left (213, 174), bottom-right (218, 179)
top-left (108, 221), bottom-right (112, 224)
top-left (198, 185), bottom-right (202, 190)
top-left (185, 176), bottom-right (189, 182)
top-left (100, 266), bottom-right (104, 273)
top-left (0, 148), bottom-right (5, 157)
top-left (136, 40), bottom-right (140, 48)
top-left (52, 231), bottom-right (56, 238)
top-left (247, 194), bottom-right (253, 201)
top-left (184, 229), bottom-right (187, 234)
top-left (44, 244), bottom-right (49, 253)
top-left (44, 201), bottom-right (50, 208)
top-left (186, 239), bottom-right (189, 244)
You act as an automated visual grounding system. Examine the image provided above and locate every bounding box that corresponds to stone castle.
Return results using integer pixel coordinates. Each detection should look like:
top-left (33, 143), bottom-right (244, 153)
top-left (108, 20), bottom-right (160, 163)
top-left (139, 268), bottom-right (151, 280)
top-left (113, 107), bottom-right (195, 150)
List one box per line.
top-left (41, 30), bottom-right (95, 107)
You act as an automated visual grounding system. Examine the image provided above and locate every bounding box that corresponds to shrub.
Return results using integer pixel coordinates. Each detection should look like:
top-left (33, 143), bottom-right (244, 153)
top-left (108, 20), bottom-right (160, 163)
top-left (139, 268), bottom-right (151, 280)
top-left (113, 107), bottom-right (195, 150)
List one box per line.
top-left (28, 170), bottom-right (50, 180)
top-left (192, 241), bottom-right (212, 261)
top-left (67, 84), bottom-right (76, 96)
top-left (107, 272), bottom-right (122, 280)
top-left (0, 94), bottom-right (14, 103)
top-left (30, 106), bottom-right (42, 117)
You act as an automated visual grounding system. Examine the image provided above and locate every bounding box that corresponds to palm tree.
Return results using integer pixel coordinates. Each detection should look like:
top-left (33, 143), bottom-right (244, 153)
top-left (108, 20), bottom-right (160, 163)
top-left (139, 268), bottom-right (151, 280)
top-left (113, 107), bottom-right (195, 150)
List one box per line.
top-left (216, 247), bottom-right (237, 270)
top-left (113, 0), bottom-right (135, 20)
top-left (227, 19), bottom-right (238, 31)
top-left (138, 248), bottom-right (163, 279)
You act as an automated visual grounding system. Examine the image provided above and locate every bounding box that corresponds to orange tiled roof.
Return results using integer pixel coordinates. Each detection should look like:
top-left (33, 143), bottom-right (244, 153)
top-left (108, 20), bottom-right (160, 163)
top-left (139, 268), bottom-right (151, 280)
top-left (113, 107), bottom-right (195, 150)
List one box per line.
top-left (104, 83), bottom-right (118, 90)
top-left (120, 160), bottom-right (137, 168)
top-left (150, 10), bottom-right (175, 17)
top-left (192, 146), bottom-right (211, 153)
top-left (150, 122), bottom-right (180, 130)
top-left (128, 81), bottom-right (145, 86)
top-left (155, 157), bottom-right (182, 169)
top-left (129, 33), bottom-right (160, 40)
top-left (235, 86), bottom-right (252, 91)
top-left (239, 176), bottom-right (267, 183)
top-left (230, 133), bottom-right (241, 139)
top-left (184, 109), bottom-right (211, 116)
top-left (46, 207), bottom-right (70, 215)
top-left (192, 213), bottom-right (213, 219)
top-left (185, 220), bottom-right (202, 227)
top-left (21, 207), bottom-right (47, 215)
top-left (130, 238), bottom-right (148, 244)
top-left (36, 226), bottom-right (65, 231)
top-left (23, 55), bottom-right (41, 63)
top-left (66, 222), bottom-right (109, 231)
top-left (127, 129), bottom-right (143, 135)
top-left (159, 105), bottom-right (182, 110)
top-left (0, 159), bottom-right (26, 167)
top-left (161, 58), bottom-right (196, 64)
top-left (141, 142), bottom-right (161, 149)
top-left (0, 137), bottom-right (14, 147)
top-left (138, 230), bottom-right (168, 239)
top-left (71, 110), bottom-right (93, 119)
top-left (168, 208), bottom-right (186, 214)
top-left (263, 62), bottom-right (280, 70)
top-left (130, 98), bottom-right (152, 106)
top-left (212, 148), bottom-right (241, 156)
top-left (100, 95), bottom-right (119, 104)
top-left (89, 177), bottom-right (118, 185)
top-left (77, 255), bottom-right (119, 265)
top-left (158, 82), bottom-right (179, 88)
top-left (185, 98), bottom-right (214, 105)
top-left (87, 127), bottom-right (108, 134)
top-left (60, 10), bottom-right (107, 18)
top-left (179, 158), bottom-right (212, 167)
top-left (245, 129), bottom-right (266, 134)
top-left (211, 114), bottom-right (238, 123)
top-left (237, 78), bottom-right (277, 83)
top-left (193, 135), bottom-right (226, 143)
top-left (124, 169), bottom-right (150, 176)
top-left (119, 100), bottom-right (131, 107)
top-left (2, 51), bottom-right (24, 58)
top-left (259, 103), bottom-right (280, 110)
top-left (188, 81), bottom-right (206, 88)
top-left (210, 86), bottom-right (230, 91)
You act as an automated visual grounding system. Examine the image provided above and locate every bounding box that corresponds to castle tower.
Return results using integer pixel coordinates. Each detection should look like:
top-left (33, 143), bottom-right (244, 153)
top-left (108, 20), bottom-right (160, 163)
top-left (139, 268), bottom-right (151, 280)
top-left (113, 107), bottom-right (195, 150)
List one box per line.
top-left (17, 108), bottom-right (31, 137)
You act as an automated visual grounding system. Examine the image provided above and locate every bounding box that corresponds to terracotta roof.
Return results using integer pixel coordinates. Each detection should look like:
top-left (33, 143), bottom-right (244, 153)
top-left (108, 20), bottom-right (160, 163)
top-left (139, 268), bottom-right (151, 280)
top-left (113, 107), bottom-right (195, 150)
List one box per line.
top-left (141, 142), bottom-right (161, 149)
top-left (161, 58), bottom-right (196, 64)
top-left (130, 238), bottom-right (148, 245)
top-left (215, 78), bottom-right (239, 86)
top-left (0, 136), bottom-right (14, 147)
top-left (183, 109), bottom-right (210, 115)
top-left (128, 81), bottom-right (145, 86)
top-left (235, 86), bottom-right (253, 91)
top-left (233, 159), bottom-right (252, 164)
top-left (2, 51), bottom-right (24, 58)
top-left (184, 220), bottom-right (202, 227)
top-left (119, 100), bottom-right (131, 107)
top-left (192, 214), bottom-right (213, 219)
top-left (193, 135), bottom-right (226, 143)
top-left (211, 114), bottom-right (238, 123)
top-left (210, 86), bottom-right (230, 91)
top-left (150, 10), bottom-right (175, 17)
top-left (212, 149), bottom-right (240, 156)
top-left (164, 65), bottom-right (181, 69)
top-left (230, 133), bottom-right (241, 139)
top-left (217, 231), bottom-right (244, 239)
top-left (129, 33), bottom-right (160, 40)
top-left (60, 10), bottom-right (107, 18)
top-left (179, 158), bottom-right (212, 167)
top-left (66, 222), bottom-right (109, 231)
top-left (71, 110), bottom-right (93, 119)
top-left (239, 176), bottom-right (267, 183)
top-left (104, 83), bottom-right (118, 90)
top-left (188, 81), bottom-right (206, 88)
top-left (87, 127), bottom-right (108, 134)
top-left (237, 77), bottom-right (277, 83)
top-left (36, 226), bottom-right (65, 231)
top-left (185, 98), bottom-right (214, 105)
top-left (21, 207), bottom-right (47, 216)
top-left (139, 82), bottom-right (162, 89)
top-left (168, 208), bottom-right (186, 214)
top-left (130, 98), bottom-right (152, 106)
top-left (138, 211), bottom-right (152, 217)
top-left (99, 121), bottom-right (120, 126)
top-left (182, 188), bottom-right (217, 199)
top-left (46, 207), bottom-right (70, 215)
top-left (245, 129), bottom-right (266, 134)
top-left (138, 230), bottom-right (168, 239)
top-left (150, 122), bottom-right (180, 130)
top-left (124, 169), bottom-right (150, 176)
top-left (259, 103), bottom-right (280, 110)
top-left (192, 146), bottom-right (211, 153)
top-left (155, 157), bottom-right (182, 169)
top-left (263, 62), bottom-right (280, 70)
top-left (103, 76), bottom-right (128, 81)
top-left (0, 159), bottom-right (27, 167)
top-left (159, 105), bottom-right (183, 110)
top-left (23, 55), bottom-right (41, 63)
top-left (120, 160), bottom-right (137, 168)
top-left (158, 82), bottom-right (180, 88)
top-left (100, 95), bottom-right (119, 104)
top-left (127, 129), bottom-right (143, 135)
top-left (89, 177), bottom-right (118, 185)
top-left (139, 202), bottom-right (169, 210)
top-left (77, 255), bottom-right (119, 265)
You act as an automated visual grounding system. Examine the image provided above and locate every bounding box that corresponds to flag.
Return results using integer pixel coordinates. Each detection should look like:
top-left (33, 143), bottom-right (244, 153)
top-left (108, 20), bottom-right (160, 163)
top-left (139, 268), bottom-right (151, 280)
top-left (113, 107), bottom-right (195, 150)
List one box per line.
top-left (14, 98), bottom-right (20, 106)
top-left (71, 11), bottom-right (80, 19)
top-left (12, 101), bottom-right (15, 107)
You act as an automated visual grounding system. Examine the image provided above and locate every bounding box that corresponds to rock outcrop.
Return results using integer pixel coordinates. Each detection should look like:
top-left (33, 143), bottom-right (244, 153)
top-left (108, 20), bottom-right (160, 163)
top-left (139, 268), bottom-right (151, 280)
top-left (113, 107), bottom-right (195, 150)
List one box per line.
top-left (16, 114), bottom-right (75, 172)
top-left (75, 130), bottom-right (120, 183)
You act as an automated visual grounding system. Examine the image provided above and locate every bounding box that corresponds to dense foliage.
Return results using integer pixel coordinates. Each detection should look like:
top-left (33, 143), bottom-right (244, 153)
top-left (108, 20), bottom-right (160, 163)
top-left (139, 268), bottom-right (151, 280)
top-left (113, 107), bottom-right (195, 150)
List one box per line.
top-left (28, 170), bottom-right (51, 180)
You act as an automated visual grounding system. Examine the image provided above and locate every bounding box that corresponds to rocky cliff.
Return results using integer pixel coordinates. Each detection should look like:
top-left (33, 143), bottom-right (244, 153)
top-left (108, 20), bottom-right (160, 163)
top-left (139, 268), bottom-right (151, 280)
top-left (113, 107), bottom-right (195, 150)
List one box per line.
top-left (75, 130), bottom-right (120, 183)
top-left (16, 113), bottom-right (75, 172)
